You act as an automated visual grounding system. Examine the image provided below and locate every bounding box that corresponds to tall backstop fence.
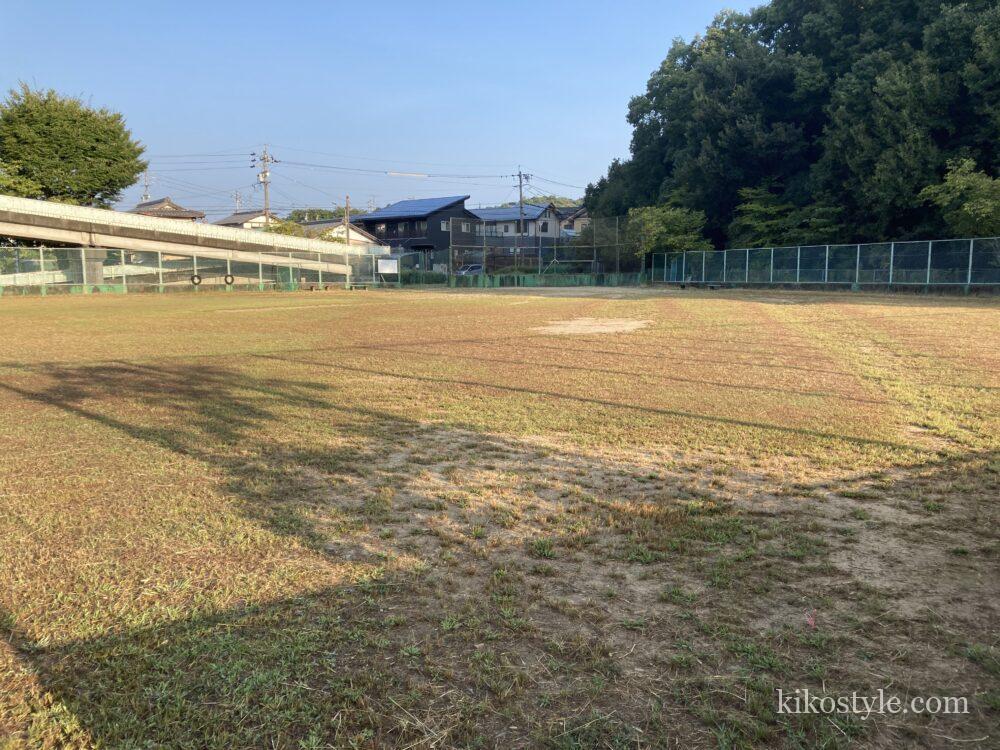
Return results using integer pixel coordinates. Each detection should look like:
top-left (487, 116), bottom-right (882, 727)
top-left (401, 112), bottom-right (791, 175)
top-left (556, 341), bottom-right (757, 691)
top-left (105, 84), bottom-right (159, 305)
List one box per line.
top-left (449, 215), bottom-right (644, 277)
top-left (651, 238), bottom-right (1000, 289)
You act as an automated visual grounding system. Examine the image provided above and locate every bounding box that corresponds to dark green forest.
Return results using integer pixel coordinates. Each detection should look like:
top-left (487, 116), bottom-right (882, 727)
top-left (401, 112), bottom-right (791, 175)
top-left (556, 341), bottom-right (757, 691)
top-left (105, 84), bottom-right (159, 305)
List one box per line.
top-left (585, 0), bottom-right (1000, 248)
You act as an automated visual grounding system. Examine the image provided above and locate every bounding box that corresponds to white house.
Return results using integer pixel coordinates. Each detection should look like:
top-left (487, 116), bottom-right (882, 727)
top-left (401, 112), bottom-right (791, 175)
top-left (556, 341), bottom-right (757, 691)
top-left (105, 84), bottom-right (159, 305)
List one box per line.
top-left (469, 203), bottom-right (561, 239)
top-left (299, 219), bottom-right (388, 248)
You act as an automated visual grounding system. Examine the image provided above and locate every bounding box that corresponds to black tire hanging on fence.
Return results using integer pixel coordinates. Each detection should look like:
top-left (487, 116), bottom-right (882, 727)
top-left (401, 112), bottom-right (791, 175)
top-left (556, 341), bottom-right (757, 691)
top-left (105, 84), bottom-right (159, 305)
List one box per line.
top-left (191, 274), bottom-right (202, 286)
top-left (224, 274), bottom-right (235, 286)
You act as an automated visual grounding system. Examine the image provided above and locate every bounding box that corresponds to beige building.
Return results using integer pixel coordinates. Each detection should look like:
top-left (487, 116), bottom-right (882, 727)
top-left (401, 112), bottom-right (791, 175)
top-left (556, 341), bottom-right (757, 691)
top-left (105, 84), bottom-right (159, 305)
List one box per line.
top-left (130, 197), bottom-right (205, 221)
top-left (556, 205), bottom-right (590, 235)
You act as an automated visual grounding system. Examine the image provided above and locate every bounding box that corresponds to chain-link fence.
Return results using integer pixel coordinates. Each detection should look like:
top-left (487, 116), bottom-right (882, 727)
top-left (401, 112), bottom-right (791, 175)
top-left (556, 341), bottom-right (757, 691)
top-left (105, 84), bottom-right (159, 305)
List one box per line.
top-left (6, 236), bottom-right (997, 294)
top-left (449, 215), bottom-right (644, 276)
top-left (651, 238), bottom-right (1000, 288)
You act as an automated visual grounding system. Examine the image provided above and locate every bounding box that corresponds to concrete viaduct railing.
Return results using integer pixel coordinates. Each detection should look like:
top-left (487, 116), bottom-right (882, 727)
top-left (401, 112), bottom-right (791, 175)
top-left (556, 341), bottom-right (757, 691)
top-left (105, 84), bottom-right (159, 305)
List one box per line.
top-left (0, 195), bottom-right (381, 281)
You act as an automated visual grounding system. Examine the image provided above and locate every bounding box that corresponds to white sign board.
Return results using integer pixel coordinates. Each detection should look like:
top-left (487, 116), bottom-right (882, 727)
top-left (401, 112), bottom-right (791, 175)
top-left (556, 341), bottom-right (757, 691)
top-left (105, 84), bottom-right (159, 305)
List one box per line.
top-left (377, 258), bottom-right (399, 275)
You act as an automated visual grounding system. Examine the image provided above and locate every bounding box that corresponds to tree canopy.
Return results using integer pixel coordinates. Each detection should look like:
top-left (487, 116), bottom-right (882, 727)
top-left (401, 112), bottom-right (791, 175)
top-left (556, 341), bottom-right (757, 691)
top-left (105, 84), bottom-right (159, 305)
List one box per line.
top-left (284, 206), bottom-right (364, 223)
top-left (0, 84), bottom-right (146, 207)
top-left (626, 205), bottom-right (712, 257)
top-left (920, 159), bottom-right (1000, 236)
top-left (264, 218), bottom-right (346, 243)
top-left (585, 1), bottom-right (1000, 248)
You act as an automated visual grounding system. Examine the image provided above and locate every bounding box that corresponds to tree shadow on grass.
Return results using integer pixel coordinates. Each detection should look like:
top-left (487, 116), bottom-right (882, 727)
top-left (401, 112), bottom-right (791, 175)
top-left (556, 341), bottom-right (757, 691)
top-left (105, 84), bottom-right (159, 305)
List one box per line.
top-left (1, 360), bottom-right (997, 747)
top-left (0, 358), bottom-right (731, 747)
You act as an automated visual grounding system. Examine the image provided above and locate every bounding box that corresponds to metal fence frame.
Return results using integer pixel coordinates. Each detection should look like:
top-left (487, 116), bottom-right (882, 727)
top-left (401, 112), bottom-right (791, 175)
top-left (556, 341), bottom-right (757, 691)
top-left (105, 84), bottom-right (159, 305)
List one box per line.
top-left (0, 245), bottom-right (363, 293)
top-left (651, 238), bottom-right (999, 288)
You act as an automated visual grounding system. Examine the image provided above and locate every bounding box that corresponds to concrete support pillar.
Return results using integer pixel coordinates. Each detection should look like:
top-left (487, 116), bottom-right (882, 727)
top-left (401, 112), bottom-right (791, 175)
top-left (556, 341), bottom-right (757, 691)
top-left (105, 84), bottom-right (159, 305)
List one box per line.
top-left (70, 248), bottom-right (108, 288)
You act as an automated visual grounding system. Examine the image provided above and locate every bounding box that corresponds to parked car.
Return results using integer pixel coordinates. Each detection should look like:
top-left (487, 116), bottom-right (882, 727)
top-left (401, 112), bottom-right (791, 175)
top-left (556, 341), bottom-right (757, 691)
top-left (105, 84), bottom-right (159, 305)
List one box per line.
top-left (455, 264), bottom-right (484, 275)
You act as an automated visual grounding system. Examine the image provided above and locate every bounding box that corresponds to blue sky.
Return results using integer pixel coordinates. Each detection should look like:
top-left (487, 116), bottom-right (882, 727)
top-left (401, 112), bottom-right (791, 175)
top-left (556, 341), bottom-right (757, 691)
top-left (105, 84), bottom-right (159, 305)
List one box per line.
top-left (4, 0), bottom-right (758, 218)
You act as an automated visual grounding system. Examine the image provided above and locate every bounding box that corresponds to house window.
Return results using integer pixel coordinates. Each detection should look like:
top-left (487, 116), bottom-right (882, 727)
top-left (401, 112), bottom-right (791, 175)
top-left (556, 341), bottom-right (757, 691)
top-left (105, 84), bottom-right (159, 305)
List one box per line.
top-left (397, 221), bottom-right (408, 235)
top-left (503, 224), bottom-right (510, 233)
top-left (416, 220), bottom-right (427, 234)
top-left (461, 222), bottom-right (470, 233)
top-left (540, 221), bottom-right (549, 232)
top-left (441, 220), bottom-right (449, 231)
top-left (375, 223), bottom-right (386, 237)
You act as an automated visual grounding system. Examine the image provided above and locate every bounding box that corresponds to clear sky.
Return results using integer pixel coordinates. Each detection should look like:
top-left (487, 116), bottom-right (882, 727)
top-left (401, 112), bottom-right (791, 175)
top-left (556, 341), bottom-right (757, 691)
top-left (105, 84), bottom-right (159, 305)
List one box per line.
top-left (4, 0), bottom-right (758, 219)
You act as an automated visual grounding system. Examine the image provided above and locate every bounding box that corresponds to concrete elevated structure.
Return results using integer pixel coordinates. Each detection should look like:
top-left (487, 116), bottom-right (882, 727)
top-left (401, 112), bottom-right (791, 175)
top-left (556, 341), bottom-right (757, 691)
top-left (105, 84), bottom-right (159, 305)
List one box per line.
top-left (0, 195), bottom-right (386, 289)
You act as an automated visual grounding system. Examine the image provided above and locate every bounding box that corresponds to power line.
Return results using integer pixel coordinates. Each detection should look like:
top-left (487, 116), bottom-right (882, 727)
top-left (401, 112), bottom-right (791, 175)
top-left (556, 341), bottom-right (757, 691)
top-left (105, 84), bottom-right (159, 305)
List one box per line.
top-left (269, 143), bottom-right (511, 169)
top-left (280, 158), bottom-right (506, 180)
top-left (531, 174), bottom-right (587, 190)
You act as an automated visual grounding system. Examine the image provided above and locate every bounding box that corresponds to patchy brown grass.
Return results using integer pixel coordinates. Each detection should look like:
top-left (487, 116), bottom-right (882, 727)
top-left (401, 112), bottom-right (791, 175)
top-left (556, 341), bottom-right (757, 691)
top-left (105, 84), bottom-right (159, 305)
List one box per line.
top-left (0, 287), bottom-right (997, 749)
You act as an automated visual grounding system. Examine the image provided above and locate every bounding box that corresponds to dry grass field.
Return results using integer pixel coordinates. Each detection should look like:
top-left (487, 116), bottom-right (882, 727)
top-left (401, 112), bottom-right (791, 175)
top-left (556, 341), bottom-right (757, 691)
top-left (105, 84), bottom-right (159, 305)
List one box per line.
top-left (0, 287), bottom-right (997, 749)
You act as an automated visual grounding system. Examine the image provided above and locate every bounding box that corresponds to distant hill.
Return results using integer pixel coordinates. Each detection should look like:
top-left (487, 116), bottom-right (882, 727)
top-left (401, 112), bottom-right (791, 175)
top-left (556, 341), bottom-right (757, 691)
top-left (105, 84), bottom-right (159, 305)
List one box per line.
top-left (499, 195), bottom-right (581, 208)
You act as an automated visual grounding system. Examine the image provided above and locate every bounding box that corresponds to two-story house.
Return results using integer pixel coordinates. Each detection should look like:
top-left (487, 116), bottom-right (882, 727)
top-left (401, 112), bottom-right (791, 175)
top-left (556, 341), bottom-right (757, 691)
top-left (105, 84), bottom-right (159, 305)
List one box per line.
top-left (469, 203), bottom-right (560, 245)
top-left (351, 196), bottom-right (476, 253)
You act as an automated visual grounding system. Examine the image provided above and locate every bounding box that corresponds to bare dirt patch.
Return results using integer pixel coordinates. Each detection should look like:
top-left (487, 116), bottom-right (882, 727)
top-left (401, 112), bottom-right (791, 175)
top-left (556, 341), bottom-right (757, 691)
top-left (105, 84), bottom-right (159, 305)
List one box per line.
top-left (531, 317), bottom-right (651, 335)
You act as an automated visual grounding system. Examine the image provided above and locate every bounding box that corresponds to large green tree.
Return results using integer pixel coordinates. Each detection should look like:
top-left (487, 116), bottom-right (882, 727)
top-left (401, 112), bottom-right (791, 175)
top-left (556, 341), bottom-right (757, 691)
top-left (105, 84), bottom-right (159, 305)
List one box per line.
top-left (626, 205), bottom-right (711, 256)
top-left (586, 1), bottom-right (999, 248)
top-left (919, 158), bottom-right (1000, 236)
top-left (0, 84), bottom-right (146, 206)
top-left (0, 160), bottom-right (42, 197)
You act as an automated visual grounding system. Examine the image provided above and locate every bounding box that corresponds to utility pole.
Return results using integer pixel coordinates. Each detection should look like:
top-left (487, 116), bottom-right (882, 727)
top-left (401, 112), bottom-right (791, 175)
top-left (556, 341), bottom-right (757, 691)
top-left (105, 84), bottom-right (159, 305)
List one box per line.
top-left (512, 167), bottom-right (532, 275)
top-left (141, 171), bottom-right (151, 202)
top-left (344, 194), bottom-right (351, 246)
top-left (231, 190), bottom-right (244, 213)
top-left (252, 145), bottom-right (277, 226)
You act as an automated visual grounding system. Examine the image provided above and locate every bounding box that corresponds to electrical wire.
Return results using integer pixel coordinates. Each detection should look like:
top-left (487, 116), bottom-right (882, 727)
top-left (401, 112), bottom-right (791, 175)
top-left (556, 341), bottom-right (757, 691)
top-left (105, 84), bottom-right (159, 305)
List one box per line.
top-left (530, 174), bottom-right (587, 190)
top-left (269, 143), bottom-right (511, 169)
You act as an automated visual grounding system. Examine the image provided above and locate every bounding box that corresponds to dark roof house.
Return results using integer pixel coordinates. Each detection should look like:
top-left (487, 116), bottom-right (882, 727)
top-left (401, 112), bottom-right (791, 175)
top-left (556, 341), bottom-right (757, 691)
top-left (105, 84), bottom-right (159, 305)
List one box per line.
top-left (130, 197), bottom-right (205, 221)
top-left (554, 205), bottom-right (586, 221)
top-left (469, 203), bottom-right (552, 222)
top-left (556, 205), bottom-right (589, 234)
top-left (213, 210), bottom-right (272, 229)
top-left (352, 195), bottom-right (474, 252)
